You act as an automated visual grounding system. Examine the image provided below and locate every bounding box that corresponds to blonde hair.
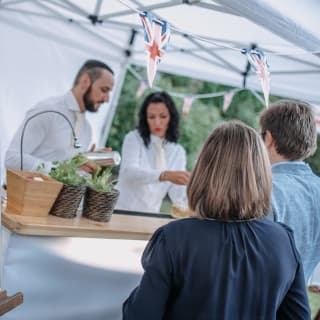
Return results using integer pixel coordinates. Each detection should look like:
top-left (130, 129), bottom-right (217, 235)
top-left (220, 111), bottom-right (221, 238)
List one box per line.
top-left (188, 121), bottom-right (272, 220)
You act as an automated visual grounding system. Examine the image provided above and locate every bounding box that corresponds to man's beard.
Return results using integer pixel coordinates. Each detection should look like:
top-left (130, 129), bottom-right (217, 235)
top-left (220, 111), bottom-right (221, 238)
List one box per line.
top-left (83, 86), bottom-right (98, 113)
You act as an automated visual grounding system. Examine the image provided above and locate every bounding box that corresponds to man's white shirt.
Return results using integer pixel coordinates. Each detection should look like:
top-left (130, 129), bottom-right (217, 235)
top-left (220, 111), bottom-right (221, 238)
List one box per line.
top-left (5, 91), bottom-right (92, 173)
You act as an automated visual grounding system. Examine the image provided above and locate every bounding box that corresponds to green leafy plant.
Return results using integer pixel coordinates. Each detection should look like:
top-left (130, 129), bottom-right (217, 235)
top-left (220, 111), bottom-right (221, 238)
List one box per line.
top-left (49, 153), bottom-right (89, 186)
top-left (86, 166), bottom-right (116, 192)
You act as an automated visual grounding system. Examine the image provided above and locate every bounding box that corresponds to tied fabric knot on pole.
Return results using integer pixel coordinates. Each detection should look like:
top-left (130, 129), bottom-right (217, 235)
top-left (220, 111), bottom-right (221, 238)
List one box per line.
top-left (242, 48), bottom-right (270, 107)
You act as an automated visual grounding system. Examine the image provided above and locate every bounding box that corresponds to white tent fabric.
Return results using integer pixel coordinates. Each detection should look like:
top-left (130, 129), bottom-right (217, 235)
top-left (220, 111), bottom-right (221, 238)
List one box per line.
top-left (0, 1), bottom-right (320, 315)
top-left (0, 0), bottom-right (320, 166)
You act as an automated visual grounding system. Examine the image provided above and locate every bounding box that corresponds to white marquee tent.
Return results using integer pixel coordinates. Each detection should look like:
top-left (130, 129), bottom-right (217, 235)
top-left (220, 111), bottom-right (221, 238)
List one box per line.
top-left (0, 1), bottom-right (320, 318)
top-left (0, 0), bottom-right (320, 164)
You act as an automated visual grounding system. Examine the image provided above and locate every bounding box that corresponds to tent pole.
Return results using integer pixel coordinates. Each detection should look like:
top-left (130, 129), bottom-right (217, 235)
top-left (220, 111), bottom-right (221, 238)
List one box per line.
top-left (0, 143), bottom-right (3, 289)
top-left (99, 63), bottom-right (128, 147)
top-left (99, 29), bottom-right (138, 146)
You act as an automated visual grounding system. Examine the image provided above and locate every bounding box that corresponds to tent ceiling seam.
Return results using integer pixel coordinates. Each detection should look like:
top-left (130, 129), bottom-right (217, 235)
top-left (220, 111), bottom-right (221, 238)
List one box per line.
top-left (211, 0), bottom-right (320, 58)
top-left (60, 0), bottom-right (88, 17)
top-left (184, 50), bottom-right (241, 75)
top-left (34, 0), bottom-right (125, 51)
top-left (0, 15), bottom-right (121, 61)
top-left (43, 0), bottom-right (74, 14)
top-left (193, 2), bottom-right (240, 17)
top-left (93, 0), bottom-right (103, 16)
top-left (1, 0), bottom-right (33, 7)
top-left (187, 36), bottom-right (242, 73)
top-left (99, 1), bottom-right (180, 20)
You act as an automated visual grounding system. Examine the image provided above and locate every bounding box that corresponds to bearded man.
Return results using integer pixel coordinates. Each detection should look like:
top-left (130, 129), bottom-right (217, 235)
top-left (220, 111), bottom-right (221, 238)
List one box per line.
top-left (5, 60), bottom-right (114, 173)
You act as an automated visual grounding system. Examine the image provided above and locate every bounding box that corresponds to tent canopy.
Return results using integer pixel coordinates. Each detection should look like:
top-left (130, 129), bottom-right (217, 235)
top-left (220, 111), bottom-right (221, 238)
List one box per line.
top-left (1, 0), bottom-right (320, 163)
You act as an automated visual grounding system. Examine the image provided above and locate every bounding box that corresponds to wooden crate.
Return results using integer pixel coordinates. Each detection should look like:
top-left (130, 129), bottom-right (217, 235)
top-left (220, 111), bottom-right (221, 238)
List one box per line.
top-left (6, 169), bottom-right (63, 217)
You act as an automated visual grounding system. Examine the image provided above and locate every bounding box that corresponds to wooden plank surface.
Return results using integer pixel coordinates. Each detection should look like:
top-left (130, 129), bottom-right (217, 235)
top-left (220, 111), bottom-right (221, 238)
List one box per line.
top-left (0, 291), bottom-right (23, 316)
top-left (2, 209), bottom-right (173, 240)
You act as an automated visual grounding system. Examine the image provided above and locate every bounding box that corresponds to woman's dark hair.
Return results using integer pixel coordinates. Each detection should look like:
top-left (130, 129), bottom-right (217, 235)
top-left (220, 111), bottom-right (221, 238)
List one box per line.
top-left (137, 91), bottom-right (180, 147)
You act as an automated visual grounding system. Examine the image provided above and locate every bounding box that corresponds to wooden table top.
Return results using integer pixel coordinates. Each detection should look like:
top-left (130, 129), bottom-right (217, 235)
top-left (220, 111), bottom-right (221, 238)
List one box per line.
top-left (2, 209), bottom-right (174, 240)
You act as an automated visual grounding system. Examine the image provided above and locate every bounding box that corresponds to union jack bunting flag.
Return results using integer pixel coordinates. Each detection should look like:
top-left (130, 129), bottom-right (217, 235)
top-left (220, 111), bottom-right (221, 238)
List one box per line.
top-left (135, 81), bottom-right (148, 100)
top-left (182, 96), bottom-right (194, 118)
top-left (139, 11), bottom-right (171, 88)
top-left (242, 48), bottom-right (270, 108)
top-left (222, 91), bottom-right (235, 113)
top-left (312, 105), bottom-right (320, 133)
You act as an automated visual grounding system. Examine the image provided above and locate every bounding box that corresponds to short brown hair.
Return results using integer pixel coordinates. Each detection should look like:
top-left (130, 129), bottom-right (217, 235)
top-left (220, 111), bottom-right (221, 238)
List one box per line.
top-left (260, 100), bottom-right (317, 160)
top-left (187, 121), bottom-right (272, 220)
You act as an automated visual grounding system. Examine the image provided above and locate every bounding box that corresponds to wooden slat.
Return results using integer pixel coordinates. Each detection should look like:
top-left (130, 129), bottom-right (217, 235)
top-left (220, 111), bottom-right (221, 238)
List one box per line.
top-left (2, 209), bottom-right (173, 240)
top-left (0, 291), bottom-right (23, 316)
top-left (0, 291), bottom-right (7, 300)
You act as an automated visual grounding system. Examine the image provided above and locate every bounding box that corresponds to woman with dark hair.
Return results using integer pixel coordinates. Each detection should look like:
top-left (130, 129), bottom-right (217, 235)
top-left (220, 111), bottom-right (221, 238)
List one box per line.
top-left (116, 91), bottom-right (190, 212)
top-left (123, 121), bottom-right (310, 320)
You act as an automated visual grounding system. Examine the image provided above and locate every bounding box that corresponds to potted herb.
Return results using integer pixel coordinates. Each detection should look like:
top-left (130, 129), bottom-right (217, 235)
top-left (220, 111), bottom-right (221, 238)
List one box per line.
top-left (83, 166), bottom-right (119, 222)
top-left (49, 153), bottom-right (89, 218)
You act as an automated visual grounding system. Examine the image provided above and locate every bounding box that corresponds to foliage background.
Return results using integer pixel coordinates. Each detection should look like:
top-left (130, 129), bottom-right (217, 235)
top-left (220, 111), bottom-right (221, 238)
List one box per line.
top-left (107, 66), bottom-right (320, 175)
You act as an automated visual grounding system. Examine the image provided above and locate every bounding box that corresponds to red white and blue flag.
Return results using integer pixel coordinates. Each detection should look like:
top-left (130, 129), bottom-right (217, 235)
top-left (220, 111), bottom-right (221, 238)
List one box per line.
top-left (139, 11), bottom-right (171, 88)
top-left (312, 104), bottom-right (320, 133)
top-left (135, 81), bottom-right (148, 100)
top-left (222, 91), bottom-right (235, 113)
top-left (182, 96), bottom-right (194, 118)
top-left (242, 48), bottom-right (270, 108)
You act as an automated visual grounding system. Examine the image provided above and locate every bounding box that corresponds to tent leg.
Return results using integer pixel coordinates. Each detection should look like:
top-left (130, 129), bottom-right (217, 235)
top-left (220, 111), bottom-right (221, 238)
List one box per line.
top-left (99, 29), bottom-right (137, 146)
top-left (99, 63), bottom-right (128, 147)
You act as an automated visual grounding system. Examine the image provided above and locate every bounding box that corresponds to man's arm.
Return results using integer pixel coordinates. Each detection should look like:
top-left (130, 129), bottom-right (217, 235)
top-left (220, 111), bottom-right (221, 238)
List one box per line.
top-left (5, 113), bottom-right (51, 172)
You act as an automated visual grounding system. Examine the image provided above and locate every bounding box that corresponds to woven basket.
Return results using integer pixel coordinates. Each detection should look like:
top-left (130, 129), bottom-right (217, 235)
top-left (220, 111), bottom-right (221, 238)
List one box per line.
top-left (83, 188), bottom-right (119, 222)
top-left (49, 184), bottom-right (86, 219)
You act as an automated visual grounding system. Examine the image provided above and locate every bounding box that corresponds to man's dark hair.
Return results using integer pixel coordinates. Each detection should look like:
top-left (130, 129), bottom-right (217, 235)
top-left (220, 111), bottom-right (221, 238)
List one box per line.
top-left (260, 99), bottom-right (317, 160)
top-left (137, 91), bottom-right (180, 147)
top-left (73, 60), bottom-right (114, 86)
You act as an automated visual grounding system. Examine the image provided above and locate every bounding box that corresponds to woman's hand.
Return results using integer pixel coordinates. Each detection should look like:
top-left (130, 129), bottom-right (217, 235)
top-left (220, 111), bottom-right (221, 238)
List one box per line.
top-left (78, 161), bottom-right (98, 173)
top-left (160, 170), bottom-right (190, 185)
top-left (89, 144), bottom-right (112, 153)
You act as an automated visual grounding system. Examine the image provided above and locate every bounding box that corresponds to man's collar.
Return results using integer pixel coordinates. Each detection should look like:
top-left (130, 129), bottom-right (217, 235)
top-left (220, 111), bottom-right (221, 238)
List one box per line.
top-left (271, 161), bottom-right (311, 173)
top-left (64, 91), bottom-right (82, 113)
top-left (150, 134), bottom-right (165, 145)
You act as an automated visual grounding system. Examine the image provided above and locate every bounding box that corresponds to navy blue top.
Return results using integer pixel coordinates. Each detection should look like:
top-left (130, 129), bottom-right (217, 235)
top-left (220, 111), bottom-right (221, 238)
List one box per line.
top-left (123, 217), bottom-right (310, 320)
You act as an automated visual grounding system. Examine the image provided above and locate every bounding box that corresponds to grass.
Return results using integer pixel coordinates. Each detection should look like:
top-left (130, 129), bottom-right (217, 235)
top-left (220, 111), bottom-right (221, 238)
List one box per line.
top-left (309, 291), bottom-right (320, 318)
top-left (161, 200), bottom-right (320, 318)
top-left (160, 198), bottom-right (172, 213)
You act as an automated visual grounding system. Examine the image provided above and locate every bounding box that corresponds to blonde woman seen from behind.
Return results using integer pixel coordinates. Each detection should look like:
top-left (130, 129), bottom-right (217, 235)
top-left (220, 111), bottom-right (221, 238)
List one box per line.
top-left (123, 120), bottom-right (310, 320)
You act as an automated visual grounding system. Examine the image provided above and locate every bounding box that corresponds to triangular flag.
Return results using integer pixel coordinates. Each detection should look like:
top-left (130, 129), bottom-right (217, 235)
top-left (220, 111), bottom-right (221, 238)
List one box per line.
top-left (135, 81), bottom-right (148, 100)
top-left (139, 12), bottom-right (171, 88)
top-left (182, 96), bottom-right (194, 117)
top-left (312, 105), bottom-right (320, 133)
top-left (222, 91), bottom-right (235, 113)
top-left (242, 48), bottom-right (270, 108)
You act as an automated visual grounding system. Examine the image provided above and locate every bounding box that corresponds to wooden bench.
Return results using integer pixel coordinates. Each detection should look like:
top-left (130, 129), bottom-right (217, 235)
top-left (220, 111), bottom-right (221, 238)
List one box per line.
top-left (0, 291), bottom-right (23, 316)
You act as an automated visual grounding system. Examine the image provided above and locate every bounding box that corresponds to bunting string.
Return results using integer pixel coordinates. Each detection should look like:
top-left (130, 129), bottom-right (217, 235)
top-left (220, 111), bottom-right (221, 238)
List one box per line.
top-left (118, 0), bottom-right (320, 106)
top-left (128, 65), bottom-right (241, 100)
top-left (127, 65), bottom-right (264, 116)
top-left (117, 0), bottom-right (320, 55)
